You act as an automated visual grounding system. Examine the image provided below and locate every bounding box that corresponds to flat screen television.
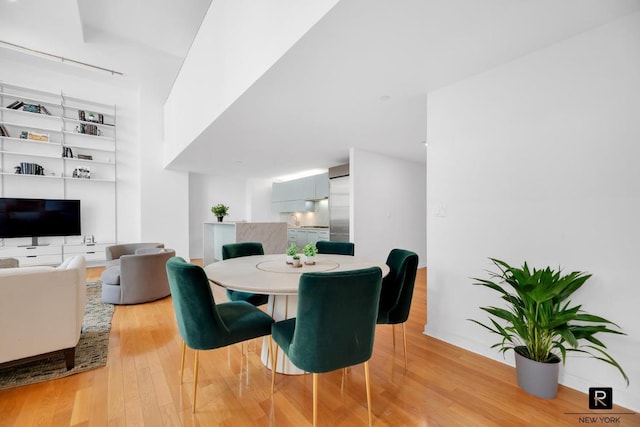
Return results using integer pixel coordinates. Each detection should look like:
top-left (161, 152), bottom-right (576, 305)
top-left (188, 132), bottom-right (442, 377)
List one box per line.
top-left (0, 197), bottom-right (81, 246)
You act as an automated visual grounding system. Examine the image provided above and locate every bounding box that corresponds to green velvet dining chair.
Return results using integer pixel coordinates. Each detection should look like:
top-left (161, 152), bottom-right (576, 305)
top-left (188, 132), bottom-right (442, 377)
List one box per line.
top-left (376, 248), bottom-right (419, 370)
top-left (270, 267), bottom-right (382, 427)
top-left (315, 240), bottom-right (355, 256)
top-left (165, 257), bottom-right (274, 412)
top-left (221, 242), bottom-right (269, 306)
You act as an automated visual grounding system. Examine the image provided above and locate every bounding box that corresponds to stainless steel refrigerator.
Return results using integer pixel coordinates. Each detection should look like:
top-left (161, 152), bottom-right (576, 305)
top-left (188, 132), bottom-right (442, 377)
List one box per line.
top-left (328, 165), bottom-right (350, 242)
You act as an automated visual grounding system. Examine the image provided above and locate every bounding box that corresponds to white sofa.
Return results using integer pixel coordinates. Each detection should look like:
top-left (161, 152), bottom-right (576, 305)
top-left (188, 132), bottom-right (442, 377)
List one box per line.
top-left (0, 256), bottom-right (86, 369)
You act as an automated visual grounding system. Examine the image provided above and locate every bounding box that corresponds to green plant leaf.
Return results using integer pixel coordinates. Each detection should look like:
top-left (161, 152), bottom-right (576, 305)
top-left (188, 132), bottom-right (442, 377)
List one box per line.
top-left (468, 258), bottom-right (629, 385)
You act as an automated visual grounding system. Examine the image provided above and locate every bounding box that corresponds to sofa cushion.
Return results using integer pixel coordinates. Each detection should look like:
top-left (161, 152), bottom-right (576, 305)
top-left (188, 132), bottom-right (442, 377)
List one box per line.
top-left (101, 266), bottom-right (121, 285)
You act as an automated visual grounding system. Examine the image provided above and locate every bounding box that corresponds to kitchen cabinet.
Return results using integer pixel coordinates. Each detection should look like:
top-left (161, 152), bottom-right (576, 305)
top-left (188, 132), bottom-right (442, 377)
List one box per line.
top-left (272, 200), bottom-right (314, 213)
top-left (315, 173), bottom-right (329, 199)
top-left (271, 173), bottom-right (329, 212)
top-left (288, 228), bottom-right (330, 248)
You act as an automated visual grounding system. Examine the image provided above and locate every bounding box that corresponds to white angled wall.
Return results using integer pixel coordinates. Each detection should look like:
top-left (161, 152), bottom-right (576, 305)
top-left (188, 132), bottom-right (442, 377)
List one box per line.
top-left (425, 12), bottom-right (640, 410)
top-left (163, 0), bottom-right (340, 165)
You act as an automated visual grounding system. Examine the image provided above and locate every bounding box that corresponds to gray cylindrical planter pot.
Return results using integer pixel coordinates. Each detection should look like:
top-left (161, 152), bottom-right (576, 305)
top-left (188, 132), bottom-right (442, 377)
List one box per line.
top-left (514, 346), bottom-right (560, 399)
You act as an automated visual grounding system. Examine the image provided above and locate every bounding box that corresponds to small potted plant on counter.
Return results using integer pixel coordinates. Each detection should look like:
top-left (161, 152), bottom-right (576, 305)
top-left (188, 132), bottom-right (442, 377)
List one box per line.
top-left (303, 243), bottom-right (317, 265)
top-left (286, 243), bottom-right (298, 264)
top-left (291, 254), bottom-right (301, 268)
top-left (211, 203), bottom-right (229, 222)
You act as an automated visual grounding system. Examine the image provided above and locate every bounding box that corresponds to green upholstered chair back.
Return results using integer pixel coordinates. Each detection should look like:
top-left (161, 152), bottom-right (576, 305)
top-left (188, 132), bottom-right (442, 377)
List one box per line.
top-left (315, 241), bottom-right (355, 256)
top-left (377, 249), bottom-right (419, 325)
top-left (220, 242), bottom-right (268, 306)
top-left (222, 242), bottom-right (264, 260)
top-left (287, 267), bottom-right (382, 373)
top-left (166, 257), bottom-right (230, 350)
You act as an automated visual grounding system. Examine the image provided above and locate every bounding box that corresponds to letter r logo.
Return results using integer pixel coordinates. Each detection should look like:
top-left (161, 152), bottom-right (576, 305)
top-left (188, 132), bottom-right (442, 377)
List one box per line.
top-left (589, 387), bottom-right (613, 409)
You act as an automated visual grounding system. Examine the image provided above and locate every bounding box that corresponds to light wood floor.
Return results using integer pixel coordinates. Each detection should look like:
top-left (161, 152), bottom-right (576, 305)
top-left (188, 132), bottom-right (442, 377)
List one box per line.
top-left (0, 264), bottom-right (637, 426)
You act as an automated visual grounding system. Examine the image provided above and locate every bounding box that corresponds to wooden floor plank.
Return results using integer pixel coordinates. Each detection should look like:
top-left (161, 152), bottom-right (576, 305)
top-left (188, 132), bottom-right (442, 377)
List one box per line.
top-left (0, 264), bottom-right (638, 426)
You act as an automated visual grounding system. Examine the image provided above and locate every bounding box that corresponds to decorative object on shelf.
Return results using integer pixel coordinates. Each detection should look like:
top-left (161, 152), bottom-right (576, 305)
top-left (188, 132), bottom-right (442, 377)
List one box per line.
top-left (83, 235), bottom-right (95, 244)
top-left (285, 243), bottom-right (298, 264)
top-left (75, 123), bottom-right (100, 136)
top-left (211, 203), bottom-right (229, 222)
top-left (19, 131), bottom-right (28, 139)
top-left (469, 258), bottom-right (629, 399)
top-left (62, 147), bottom-right (74, 158)
top-left (303, 243), bottom-right (317, 265)
top-left (0, 124), bottom-right (9, 137)
top-left (18, 103), bottom-right (51, 115)
top-left (27, 131), bottom-right (49, 142)
top-left (78, 110), bottom-right (104, 124)
top-left (291, 254), bottom-right (301, 268)
top-left (72, 167), bottom-right (91, 179)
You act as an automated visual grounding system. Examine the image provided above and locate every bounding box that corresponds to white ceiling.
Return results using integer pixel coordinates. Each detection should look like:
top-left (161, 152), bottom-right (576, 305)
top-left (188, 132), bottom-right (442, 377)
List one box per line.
top-left (2, 0), bottom-right (640, 180)
top-left (0, 0), bottom-right (211, 77)
top-left (165, 0), bottom-right (640, 179)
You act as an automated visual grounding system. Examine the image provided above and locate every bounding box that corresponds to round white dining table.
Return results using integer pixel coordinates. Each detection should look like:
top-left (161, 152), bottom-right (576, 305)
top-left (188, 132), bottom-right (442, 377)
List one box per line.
top-left (204, 253), bottom-right (389, 375)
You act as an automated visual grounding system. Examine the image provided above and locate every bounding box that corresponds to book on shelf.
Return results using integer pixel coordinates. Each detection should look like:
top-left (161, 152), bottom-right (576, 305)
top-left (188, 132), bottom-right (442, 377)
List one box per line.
top-left (0, 124), bottom-right (9, 137)
top-left (6, 100), bottom-right (24, 109)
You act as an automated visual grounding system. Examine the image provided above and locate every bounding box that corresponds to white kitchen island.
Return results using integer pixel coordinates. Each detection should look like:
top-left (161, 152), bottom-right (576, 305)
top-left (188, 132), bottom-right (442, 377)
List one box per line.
top-left (203, 221), bottom-right (287, 265)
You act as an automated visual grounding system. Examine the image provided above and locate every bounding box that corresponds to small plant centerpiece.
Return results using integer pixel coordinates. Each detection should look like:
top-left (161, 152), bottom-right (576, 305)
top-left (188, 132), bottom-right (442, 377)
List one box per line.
top-left (469, 258), bottom-right (628, 399)
top-left (303, 243), bottom-right (318, 265)
top-left (291, 254), bottom-right (301, 268)
top-left (285, 243), bottom-right (298, 264)
top-left (211, 204), bottom-right (229, 222)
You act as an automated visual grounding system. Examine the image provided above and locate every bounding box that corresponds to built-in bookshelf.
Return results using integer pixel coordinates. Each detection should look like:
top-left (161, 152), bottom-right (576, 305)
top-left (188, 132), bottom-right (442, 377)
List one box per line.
top-left (0, 82), bottom-right (117, 265)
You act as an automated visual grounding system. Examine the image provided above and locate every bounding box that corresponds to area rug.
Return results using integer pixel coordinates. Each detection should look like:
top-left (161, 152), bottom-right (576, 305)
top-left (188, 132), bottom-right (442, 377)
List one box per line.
top-left (0, 281), bottom-right (114, 390)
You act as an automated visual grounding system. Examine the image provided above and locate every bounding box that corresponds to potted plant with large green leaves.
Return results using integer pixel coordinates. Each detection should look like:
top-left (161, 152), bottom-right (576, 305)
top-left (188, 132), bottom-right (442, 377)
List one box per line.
top-left (469, 258), bottom-right (628, 399)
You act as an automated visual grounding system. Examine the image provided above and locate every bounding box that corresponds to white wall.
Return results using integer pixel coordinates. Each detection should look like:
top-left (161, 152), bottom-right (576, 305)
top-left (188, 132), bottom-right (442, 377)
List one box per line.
top-left (351, 148), bottom-right (426, 266)
top-left (163, 0), bottom-right (339, 165)
top-left (137, 53), bottom-right (190, 259)
top-left (425, 12), bottom-right (640, 410)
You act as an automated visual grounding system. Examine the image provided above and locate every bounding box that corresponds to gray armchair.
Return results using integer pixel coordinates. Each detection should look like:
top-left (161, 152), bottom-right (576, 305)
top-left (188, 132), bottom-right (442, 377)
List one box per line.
top-left (104, 242), bottom-right (165, 266)
top-left (101, 243), bottom-right (174, 304)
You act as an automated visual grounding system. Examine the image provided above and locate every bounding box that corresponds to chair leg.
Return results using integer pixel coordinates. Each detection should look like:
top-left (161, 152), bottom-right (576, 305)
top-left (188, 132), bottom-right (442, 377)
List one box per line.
top-left (180, 341), bottom-right (186, 382)
top-left (271, 339), bottom-right (278, 394)
top-left (313, 373), bottom-right (318, 427)
top-left (192, 350), bottom-right (199, 413)
top-left (392, 324), bottom-right (396, 350)
top-left (364, 361), bottom-right (372, 427)
top-left (402, 322), bottom-right (408, 370)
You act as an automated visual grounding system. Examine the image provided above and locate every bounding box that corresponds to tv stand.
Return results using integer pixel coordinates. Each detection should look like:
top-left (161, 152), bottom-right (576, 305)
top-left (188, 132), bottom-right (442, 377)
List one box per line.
top-left (18, 237), bottom-right (50, 247)
top-left (0, 245), bottom-right (62, 266)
